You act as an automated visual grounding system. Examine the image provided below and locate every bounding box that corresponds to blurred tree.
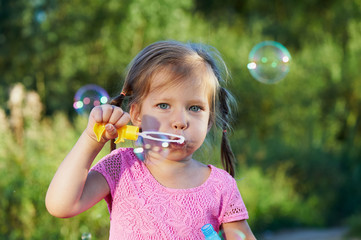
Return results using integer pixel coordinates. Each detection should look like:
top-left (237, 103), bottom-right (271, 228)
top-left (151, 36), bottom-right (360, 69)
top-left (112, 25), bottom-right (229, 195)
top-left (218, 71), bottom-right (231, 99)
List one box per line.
top-left (0, 0), bottom-right (198, 116)
top-left (192, 0), bottom-right (361, 225)
top-left (1, 0), bottom-right (361, 236)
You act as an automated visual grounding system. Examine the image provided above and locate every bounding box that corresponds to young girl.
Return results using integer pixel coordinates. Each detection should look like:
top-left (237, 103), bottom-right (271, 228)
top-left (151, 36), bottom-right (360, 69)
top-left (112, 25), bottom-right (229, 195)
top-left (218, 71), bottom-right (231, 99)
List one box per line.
top-left (46, 40), bottom-right (256, 240)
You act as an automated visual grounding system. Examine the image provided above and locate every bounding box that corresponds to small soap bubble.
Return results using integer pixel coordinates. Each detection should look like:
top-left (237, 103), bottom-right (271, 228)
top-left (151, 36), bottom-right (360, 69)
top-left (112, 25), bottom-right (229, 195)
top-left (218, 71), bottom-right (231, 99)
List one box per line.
top-left (73, 84), bottom-right (109, 115)
top-left (247, 41), bottom-right (291, 84)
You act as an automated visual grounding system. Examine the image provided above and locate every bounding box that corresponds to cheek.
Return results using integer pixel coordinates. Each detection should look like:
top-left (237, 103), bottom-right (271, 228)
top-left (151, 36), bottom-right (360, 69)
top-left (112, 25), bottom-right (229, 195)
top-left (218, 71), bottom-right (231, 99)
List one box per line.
top-left (140, 115), bottom-right (162, 131)
top-left (190, 127), bottom-right (208, 150)
top-left (192, 121), bottom-right (209, 139)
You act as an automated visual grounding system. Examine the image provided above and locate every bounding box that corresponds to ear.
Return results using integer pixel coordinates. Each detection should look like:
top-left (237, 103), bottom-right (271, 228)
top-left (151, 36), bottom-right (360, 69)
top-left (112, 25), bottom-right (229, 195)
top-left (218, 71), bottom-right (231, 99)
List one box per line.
top-left (129, 104), bottom-right (142, 127)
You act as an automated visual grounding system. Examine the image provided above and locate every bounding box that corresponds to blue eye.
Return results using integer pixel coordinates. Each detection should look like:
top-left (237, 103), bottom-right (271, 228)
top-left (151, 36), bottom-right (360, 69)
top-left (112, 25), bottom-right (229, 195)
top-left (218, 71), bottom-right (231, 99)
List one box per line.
top-left (189, 105), bottom-right (201, 112)
top-left (157, 103), bottom-right (169, 109)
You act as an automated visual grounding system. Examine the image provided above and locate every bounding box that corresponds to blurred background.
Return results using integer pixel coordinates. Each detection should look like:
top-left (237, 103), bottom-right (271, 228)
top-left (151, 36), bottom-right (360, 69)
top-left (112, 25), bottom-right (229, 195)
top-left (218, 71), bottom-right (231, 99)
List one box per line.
top-left (1, 0), bottom-right (361, 239)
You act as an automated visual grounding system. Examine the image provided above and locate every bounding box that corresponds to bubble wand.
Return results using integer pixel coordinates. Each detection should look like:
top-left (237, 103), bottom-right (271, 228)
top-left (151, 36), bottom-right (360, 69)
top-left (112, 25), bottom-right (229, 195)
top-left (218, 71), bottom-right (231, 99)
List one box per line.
top-left (93, 123), bottom-right (185, 144)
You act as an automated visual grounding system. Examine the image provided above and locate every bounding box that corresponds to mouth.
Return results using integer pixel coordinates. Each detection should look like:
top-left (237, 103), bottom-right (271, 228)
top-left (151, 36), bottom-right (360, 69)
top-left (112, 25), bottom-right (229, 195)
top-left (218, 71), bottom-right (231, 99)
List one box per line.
top-left (159, 133), bottom-right (185, 144)
top-left (141, 131), bottom-right (185, 144)
top-left (170, 136), bottom-right (185, 144)
top-left (168, 140), bottom-right (186, 149)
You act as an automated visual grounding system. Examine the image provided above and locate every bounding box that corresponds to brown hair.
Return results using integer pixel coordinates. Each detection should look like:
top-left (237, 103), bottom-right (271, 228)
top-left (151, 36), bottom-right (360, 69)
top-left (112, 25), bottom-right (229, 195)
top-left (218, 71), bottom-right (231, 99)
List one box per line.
top-left (110, 40), bottom-right (237, 177)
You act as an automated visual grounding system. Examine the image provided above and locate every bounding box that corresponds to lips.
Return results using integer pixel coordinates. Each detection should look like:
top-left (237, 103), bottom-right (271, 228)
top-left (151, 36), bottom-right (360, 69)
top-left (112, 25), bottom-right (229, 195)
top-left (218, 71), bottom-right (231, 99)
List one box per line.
top-left (166, 133), bottom-right (185, 143)
top-left (169, 141), bottom-right (186, 149)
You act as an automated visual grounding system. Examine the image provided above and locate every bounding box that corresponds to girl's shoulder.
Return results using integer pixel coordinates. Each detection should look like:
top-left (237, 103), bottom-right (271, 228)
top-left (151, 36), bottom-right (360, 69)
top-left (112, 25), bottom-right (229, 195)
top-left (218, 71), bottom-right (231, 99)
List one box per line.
top-left (208, 164), bottom-right (235, 182)
top-left (101, 147), bottom-right (136, 161)
top-left (91, 148), bottom-right (139, 173)
top-left (205, 165), bottom-right (239, 192)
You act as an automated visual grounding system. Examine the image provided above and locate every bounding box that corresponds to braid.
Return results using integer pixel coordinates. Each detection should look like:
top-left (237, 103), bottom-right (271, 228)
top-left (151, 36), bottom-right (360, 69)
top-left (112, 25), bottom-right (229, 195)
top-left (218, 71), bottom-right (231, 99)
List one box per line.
top-left (219, 87), bottom-right (236, 177)
top-left (109, 92), bottom-right (126, 151)
top-left (189, 42), bottom-right (237, 177)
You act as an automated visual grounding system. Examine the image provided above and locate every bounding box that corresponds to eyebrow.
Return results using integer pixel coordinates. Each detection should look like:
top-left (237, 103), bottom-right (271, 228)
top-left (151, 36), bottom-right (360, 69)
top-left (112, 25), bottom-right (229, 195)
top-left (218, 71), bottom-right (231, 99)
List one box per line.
top-left (151, 96), bottom-right (209, 106)
top-left (152, 95), bottom-right (206, 101)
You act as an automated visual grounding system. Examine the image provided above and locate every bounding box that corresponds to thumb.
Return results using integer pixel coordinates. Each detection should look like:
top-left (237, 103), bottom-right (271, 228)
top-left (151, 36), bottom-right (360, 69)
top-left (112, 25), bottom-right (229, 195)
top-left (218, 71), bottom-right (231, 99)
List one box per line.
top-left (104, 123), bottom-right (118, 140)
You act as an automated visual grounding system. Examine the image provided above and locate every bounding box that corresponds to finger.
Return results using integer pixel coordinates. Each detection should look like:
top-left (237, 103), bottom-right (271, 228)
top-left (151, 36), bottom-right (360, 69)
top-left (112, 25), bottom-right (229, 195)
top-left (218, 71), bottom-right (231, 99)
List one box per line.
top-left (89, 106), bottom-right (104, 123)
top-left (101, 105), bottom-right (115, 123)
top-left (113, 112), bottom-right (131, 129)
top-left (104, 123), bottom-right (118, 139)
top-left (108, 107), bottom-right (124, 126)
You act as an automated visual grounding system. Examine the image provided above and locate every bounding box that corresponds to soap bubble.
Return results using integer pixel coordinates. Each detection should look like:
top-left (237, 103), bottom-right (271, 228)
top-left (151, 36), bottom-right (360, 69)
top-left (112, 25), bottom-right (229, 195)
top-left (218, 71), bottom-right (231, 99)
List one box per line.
top-left (73, 84), bottom-right (109, 115)
top-left (133, 133), bottom-right (176, 161)
top-left (218, 228), bottom-right (245, 240)
top-left (247, 41), bottom-right (291, 84)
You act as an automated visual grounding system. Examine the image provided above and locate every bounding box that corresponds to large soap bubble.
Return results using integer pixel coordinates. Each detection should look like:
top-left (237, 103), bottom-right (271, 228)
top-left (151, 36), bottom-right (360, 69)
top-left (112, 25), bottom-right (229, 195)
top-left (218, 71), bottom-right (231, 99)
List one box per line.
top-left (247, 41), bottom-right (291, 84)
top-left (133, 132), bottom-right (184, 161)
top-left (73, 84), bottom-right (109, 115)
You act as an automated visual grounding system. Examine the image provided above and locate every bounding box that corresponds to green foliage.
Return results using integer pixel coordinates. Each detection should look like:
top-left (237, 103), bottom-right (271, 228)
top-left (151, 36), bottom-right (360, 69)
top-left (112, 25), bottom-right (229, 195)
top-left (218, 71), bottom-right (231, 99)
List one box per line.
top-left (237, 165), bottom-right (323, 232)
top-left (0, 106), bottom-right (111, 239)
top-left (0, 0), bottom-right (203, 116)
top-left (345, 213), bottom-right (361, 237)
top-left (1, 0), bottom-right (361, 237)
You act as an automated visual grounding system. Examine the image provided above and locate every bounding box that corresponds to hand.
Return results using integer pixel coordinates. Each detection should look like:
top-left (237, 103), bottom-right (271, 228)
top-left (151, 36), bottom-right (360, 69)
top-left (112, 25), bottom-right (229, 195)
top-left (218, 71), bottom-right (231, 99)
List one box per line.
top-left (85, 104), bottom-right (131, 143)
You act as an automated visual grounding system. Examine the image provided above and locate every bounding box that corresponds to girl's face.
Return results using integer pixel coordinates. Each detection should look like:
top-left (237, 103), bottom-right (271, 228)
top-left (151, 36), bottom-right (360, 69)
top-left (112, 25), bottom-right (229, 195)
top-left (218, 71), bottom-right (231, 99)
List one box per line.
top-left (130, 69), bottom-right (212, 162)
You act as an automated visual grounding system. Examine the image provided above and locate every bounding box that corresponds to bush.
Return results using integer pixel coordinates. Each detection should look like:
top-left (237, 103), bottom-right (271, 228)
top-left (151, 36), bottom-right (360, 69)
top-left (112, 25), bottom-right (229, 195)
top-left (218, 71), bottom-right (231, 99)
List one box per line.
top-left (236, 164), bottom-right (323, 232)
top-left (0, 87), bottom-right (111, 239)
top-left (345, 213), bottom-right (361, 238)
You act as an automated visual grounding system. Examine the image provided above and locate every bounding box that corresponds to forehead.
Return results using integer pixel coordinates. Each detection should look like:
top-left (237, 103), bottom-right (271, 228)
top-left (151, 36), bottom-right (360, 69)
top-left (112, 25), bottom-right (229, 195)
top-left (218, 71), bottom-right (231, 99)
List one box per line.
top-left (148, 64), bottom-right (217, 98)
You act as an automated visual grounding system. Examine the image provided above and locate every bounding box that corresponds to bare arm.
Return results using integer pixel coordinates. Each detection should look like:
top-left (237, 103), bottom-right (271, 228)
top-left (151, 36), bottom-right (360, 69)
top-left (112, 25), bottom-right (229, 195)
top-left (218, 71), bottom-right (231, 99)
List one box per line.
top-left (45, 105), bottom-right (130, 218)
top-left (221, 220), bottom-right (257, 240)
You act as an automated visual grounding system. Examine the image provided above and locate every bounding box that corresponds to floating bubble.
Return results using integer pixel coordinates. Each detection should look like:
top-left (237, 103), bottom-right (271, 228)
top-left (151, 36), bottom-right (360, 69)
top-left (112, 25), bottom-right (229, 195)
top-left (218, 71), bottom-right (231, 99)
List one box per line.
top-left (133, 132), bottom-right (183, 161)
top-left (73, 84), bottom-right (109, 115)
top-left (247, 41), bottom-right (291, 84)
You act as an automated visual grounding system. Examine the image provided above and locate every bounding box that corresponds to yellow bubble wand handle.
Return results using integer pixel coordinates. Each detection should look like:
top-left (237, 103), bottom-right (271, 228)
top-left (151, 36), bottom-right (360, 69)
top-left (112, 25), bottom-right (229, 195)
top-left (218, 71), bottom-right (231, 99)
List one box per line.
top-left (93, 123), bottom-right (139, 144)
top-left (94, 123), bottom-right (185, 144)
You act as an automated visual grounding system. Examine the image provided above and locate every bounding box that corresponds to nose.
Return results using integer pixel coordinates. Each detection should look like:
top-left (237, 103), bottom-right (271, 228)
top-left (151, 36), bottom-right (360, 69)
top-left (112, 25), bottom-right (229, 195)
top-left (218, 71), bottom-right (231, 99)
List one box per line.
top-left (172, 121), bottom-right (187, 130)
top-left (171, 110), bottom-right (188, 130)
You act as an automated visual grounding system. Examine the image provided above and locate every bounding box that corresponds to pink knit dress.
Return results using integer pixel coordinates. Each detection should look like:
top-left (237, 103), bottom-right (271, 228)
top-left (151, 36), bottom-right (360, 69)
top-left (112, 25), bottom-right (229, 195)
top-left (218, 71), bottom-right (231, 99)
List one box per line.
top-left (90, 148), bottom-right (249, 239)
